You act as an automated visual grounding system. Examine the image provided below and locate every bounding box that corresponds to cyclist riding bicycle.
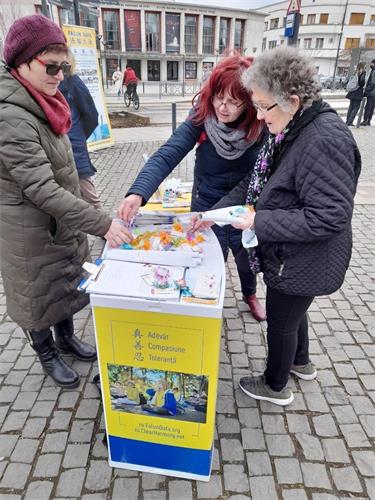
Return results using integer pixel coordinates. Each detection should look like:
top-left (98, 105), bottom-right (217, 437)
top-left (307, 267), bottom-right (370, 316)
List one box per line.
top-left (123, 65), bottom-right (138, 100)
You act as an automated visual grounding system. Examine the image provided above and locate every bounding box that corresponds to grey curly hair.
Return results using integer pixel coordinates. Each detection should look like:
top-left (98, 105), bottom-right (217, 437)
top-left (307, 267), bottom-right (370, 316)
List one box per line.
top-left (242, 46), bottom-right (321, 110)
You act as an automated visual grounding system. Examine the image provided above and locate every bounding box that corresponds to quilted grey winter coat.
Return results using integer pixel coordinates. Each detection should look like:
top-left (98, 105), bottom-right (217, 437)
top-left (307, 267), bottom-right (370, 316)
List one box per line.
top-left (0, 63), bottom-right (112, 331)
top-left (214, 100), bottom-right (361, 296)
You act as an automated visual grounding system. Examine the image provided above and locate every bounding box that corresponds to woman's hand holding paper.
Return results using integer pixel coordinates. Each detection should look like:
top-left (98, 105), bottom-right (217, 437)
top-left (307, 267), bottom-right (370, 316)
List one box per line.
top-left (118, 194), bottom-right (143, 223)
top-left (232, 209), bottom-right (255, 231)
top-left (189, 215), bottom-right (214, 232)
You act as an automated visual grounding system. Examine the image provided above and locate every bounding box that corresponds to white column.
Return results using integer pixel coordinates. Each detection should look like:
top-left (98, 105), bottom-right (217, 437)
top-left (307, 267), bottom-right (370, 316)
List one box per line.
top-left (161, 60), bottom-right (167, 81)
top-left (141, 59), bottom-right (148, 82)
top-left (141, 10), bottom-right (146, 53)
top-left (229, 18), bottom-right (235, 51)
top-left (119, 7), bottom-right (125, 53)
top-left (198, 14), bottom-right (203, 55)
top-left (161, 11), bottom-right (166, 54)
top-left (214, 16), bottom-right (220, 54)
top-left (98, 7), bottom-right (104, 38)
top-left (180, 12), bottom-right (185, 54)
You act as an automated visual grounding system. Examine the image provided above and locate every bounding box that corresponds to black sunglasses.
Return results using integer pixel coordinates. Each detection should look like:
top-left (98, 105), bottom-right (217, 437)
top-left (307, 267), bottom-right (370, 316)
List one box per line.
top-left (35, 57), bottom-right (71, 76)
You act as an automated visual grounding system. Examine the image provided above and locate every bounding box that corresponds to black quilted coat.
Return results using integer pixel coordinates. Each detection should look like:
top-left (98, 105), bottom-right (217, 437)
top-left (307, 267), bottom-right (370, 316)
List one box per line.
top-left (214, 100), bottom-right (361, 296)
top-left (0, 64), bottom-right (112, 331)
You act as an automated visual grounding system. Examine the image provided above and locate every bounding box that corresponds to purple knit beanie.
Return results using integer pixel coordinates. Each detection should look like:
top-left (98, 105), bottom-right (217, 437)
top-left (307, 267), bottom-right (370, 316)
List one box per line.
top-left (3, 14), bottom-right (67, 68)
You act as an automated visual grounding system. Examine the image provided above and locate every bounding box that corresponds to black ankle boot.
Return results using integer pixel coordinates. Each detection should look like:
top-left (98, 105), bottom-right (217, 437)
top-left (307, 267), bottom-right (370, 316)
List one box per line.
top-left (54, 318), bottom-right (97, 362)
top-left (26, 328), bottom-right (80, 388)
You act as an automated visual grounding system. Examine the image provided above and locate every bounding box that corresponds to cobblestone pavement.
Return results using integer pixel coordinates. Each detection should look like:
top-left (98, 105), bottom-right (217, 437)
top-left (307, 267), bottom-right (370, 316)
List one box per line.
top-left (0, 127), bottom-right (374, 500)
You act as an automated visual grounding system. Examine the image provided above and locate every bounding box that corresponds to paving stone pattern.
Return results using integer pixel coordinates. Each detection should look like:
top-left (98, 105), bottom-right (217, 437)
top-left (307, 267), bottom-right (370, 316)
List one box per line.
top-left (0, 128), bottom-right (374, 499)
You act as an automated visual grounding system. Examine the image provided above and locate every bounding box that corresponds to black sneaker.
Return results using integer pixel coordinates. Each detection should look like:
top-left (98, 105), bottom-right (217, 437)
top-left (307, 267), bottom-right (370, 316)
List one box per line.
top-left (290, 362), bottom-right (317, 381)
top-left (239, 375), bottom-right (294, 406)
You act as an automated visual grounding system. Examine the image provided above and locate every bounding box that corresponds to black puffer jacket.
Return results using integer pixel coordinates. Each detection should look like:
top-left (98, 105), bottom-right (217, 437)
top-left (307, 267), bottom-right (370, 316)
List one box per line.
top-left (213, 100), bottom-right (361, 296)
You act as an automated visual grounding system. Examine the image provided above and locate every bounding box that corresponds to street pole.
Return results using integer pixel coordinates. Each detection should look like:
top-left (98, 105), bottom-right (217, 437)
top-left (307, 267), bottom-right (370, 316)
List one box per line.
top-left (41, 0), bottom-right (50, 18)
top-left (332, 0), bottom-right (349, 89)
top-left (172, 102), bottom-right (177, 133)
top-left (73, 0), bottom-right (80, 26)
top-left (182, 54), bottom-right (185, 97)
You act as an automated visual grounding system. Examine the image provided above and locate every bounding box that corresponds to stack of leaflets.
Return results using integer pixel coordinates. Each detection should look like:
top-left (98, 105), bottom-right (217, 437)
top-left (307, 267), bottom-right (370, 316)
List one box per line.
top-left (180, 268), bottom-right (222, 305)
top-left (85, 261), bottom-right (185, 302)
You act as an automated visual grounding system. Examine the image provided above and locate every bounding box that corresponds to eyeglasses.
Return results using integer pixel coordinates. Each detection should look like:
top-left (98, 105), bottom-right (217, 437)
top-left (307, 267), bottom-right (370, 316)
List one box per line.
top-left (34, 57), bottom-right (71, 76)
top-left (252, 102), bottom-right (278, 114)
top-left (212, 95), bottom-right (244, 112)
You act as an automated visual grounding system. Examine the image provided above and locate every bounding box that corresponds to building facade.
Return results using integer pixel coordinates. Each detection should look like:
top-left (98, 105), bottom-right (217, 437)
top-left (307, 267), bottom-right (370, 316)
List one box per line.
top-left (1, 1), bottom-right (265, 86)
top-left (257, 0), bottom-right (375, 77)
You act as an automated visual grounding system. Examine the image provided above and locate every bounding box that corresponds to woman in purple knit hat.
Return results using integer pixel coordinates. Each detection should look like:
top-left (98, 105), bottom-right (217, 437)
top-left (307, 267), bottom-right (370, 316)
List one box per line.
top-left (0, 15), bottom-right (131, 388)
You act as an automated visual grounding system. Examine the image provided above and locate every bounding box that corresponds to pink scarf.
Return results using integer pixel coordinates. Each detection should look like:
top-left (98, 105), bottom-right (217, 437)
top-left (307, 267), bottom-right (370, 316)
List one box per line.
top-left (11, 68), bottom-right (71, 135)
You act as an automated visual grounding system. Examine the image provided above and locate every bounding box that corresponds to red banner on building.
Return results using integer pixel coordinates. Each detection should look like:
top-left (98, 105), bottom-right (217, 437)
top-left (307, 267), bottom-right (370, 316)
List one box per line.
top-left (125, 10), bottom-right (141, 51)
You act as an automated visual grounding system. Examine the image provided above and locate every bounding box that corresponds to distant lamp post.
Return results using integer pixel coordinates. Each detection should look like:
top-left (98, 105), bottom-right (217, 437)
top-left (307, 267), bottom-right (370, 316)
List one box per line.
top-left (97, 34), bottom-right (105, 89)
top-left (332, 0), bottom-right (349, 91)
top-left (97, 36), bottom-right (112, 89)
top-left (182, 53), bottom-right (185, 97)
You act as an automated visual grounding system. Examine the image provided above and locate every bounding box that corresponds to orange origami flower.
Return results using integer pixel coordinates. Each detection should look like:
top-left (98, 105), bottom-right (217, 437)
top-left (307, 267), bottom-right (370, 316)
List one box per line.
top-left (172, 222), bottom-right (183, 232)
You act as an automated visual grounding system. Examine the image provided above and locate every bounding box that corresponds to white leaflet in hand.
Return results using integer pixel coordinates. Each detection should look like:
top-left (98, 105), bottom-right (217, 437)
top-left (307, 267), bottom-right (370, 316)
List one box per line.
top-left (200, 206), bottom-right (249, 226)
top-left (242, 228), bottom-right (258, 248)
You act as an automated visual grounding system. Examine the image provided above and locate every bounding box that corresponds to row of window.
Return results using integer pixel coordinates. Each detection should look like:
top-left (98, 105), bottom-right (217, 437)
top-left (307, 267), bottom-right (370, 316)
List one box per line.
top-left (48, 4), bottom-right (245, 56)
top-left (103, 10), bottom-right (245, 55)
top-left (105, 57), bottom-right (206, 81)
top-left (266, 12), bottom-right (375, 30)
top-left (263, 36), bottom-right (375, 51)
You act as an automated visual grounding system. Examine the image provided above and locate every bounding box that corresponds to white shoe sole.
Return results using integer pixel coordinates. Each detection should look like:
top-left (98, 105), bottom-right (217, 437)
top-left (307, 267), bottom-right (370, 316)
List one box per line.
top-left (290, 368), bottom-right (317, 381)
top-left (239, 383), bottom-right (294, 406)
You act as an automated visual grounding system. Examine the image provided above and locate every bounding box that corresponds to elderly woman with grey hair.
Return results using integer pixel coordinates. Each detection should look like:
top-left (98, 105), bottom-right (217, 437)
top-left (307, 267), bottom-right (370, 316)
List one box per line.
top-left (193, 47), bottom-right (361, 406)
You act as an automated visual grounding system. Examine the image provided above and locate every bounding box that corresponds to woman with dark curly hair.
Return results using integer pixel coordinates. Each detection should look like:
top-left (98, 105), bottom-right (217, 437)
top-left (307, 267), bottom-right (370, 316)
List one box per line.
top-left (118, 53), bottom-right (267, 321)
top-left (193, 47), bottom-right (361, 405)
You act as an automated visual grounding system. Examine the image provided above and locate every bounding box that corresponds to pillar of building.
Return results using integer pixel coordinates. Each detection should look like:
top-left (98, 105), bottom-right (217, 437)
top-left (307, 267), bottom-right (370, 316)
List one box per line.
top-left (198, 14), bottom-right (203, 55)
top-left (229, 18), bottom-right (235, 51)
top-left (141, 10), bottom-right (146, 53)
top-left (141, 59), bottom-right (148, 82)
top-left (180, 12), bottom-right (185, 54)
top-left (119, 7), bottom-right (125, 54)
top-left (161, 11), bottom-right (166, 54)
top-left (214, 16), bottom-right (220, 54)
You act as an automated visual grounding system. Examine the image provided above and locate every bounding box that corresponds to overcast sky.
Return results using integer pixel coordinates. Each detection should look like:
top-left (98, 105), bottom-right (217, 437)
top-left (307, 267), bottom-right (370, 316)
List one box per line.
top-left (175, 0), bottom-right (277, 10)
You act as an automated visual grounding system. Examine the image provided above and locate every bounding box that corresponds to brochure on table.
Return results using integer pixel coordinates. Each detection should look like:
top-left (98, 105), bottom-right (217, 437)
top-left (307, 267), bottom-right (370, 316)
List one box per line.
top-left (87, 227), bottom-right (225, 480)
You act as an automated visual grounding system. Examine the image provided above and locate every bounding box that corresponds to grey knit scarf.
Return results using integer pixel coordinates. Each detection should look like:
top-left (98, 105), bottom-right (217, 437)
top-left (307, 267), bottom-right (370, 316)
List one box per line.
top-left (204, 114), bottom-right (253, 160)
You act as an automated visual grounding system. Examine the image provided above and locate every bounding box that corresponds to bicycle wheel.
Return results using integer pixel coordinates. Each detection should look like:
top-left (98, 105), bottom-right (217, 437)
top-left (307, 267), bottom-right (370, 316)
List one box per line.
top-left (133, 94), bottom-right (140, 110)
top-left (124, 93), bottom-right (130, 107)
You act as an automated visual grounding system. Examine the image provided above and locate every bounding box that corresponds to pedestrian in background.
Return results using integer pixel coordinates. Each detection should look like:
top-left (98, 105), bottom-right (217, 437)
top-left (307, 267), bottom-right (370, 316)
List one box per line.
top-left (59, 51), bottom-right (102, 209)
top-left (0, 15), bottom-right (131, 389)
top-left (193, 47), bottom-right (361, 406)
top-left (112, 65), bottom-right (122, 97)
top-left (345, 62), bottom-right (366, 126)
top-left (118, 53), bottom-right (267, 322)
top-left (361, 59), bottom-right (375, 126)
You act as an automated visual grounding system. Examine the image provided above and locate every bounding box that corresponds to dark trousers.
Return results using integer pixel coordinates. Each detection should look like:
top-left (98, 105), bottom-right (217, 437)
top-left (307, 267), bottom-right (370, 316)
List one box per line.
top-left (364, 96), bottom-right (375, 123)
top-left (126, 82), bottom-right (137, 98)
top-left (212, 225), bottom-right (256, 296)
top-left (346, 99), bottom-right (361, 125)
top-left (264, 287), bottom-right (314, 392)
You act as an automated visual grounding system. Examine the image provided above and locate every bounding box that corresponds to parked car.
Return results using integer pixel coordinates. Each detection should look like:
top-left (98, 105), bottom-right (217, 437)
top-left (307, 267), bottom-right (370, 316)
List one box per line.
top-left (319, 75), bottom-right (346, 90)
